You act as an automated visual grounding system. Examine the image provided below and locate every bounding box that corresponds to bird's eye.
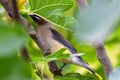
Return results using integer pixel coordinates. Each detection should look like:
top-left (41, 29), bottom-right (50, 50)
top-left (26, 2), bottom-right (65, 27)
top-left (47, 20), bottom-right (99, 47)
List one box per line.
top-left (29, 14), bottom-right (45, 24)
top-left (34, 16), bottom-right (40, 20)
top-left (32, 14), bottom-right (40, 20)
top-left (29, 14), bottom-right (41, 21)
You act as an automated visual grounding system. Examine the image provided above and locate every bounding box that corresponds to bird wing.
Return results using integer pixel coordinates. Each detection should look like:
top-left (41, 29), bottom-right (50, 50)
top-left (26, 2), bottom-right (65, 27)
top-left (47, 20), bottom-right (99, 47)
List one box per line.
top-left (49, 27), bottom-right (88, 63)
top-left (49, 27), bottom-right (77, 54)
top-left (49, 27), bottom-right (96, 74)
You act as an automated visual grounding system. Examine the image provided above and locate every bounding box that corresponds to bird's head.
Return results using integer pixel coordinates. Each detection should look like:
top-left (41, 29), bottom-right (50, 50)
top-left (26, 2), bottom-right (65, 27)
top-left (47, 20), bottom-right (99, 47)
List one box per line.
top-left (29, 14), bottom-right (46, 24)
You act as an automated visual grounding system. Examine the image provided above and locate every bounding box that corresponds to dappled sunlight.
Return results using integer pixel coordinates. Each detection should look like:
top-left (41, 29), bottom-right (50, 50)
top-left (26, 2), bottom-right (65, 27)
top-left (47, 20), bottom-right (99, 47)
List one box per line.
top-left (106, 43), bottom-right (120, 67)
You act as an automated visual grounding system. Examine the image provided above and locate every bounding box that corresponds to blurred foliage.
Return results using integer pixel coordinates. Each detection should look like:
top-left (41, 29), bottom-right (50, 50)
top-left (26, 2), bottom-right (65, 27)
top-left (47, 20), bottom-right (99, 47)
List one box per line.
top-left (55, 73), bottom-right (98, 80)
top-left (0, 22), bottom-right (28, 55)
top-left (109, 68), bottom-right (120, 80)
top-left (75, 0), bottom-right (120, 42)
top-left (0, 21), bottom-right (31, 80)
top-left (0, 0), bottom-right (120, 80)
top-left (0, 54), bottom-right (32, 80)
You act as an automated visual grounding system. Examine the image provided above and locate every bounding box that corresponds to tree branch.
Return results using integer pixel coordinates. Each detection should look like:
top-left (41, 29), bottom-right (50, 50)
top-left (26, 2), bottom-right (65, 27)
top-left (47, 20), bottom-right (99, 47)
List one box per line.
top-left (76, 0), bottom-right (112, 79)
top-left (92, 39), bottom-right (112, 80)
top-left (0, 0), bottom-right (62, 77)
top-left (20, 46), bottom-right (31, 62)
top-left (0, 0), bottom-right (36, 36)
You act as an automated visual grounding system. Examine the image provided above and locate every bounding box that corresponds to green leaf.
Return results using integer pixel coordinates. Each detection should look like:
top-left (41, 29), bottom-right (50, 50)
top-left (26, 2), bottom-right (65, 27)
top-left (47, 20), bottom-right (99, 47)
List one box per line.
top-left (55, 76), bottom-right (78, 80)
top-left (29, 0), bottom-right (76, 30)
top-left (26, 39), bottom-right (43, 60)
top-left (34, 57), bottom-right (58, 63)
top-left (75, 0), bottom-right (120, 42)
top-left (46, 48), bottom-right (67, 58)
top-left (0, 54), bottom-right (32, 80)
top-left (33, 48), bottom-right (70, 63)
top-left (55, 73), bottom-right (98, 80)
top-left (70, 53), bottom-right (85, 57)
top-left (0, 22), bottom-right (28, 56)
top-left (32, 71), bottom-right (40, 80)
top-left (45, 48), bottom-right (70, 59)
top-left (105, 25), bottom-right (120, 44)
top-left (59, 54), bottom-right (70, 59)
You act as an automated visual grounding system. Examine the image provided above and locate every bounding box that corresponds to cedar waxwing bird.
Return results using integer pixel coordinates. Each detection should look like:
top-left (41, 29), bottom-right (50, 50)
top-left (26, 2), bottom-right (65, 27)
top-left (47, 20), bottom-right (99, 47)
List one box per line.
top-left (29, 14), bottom-right (102, 79)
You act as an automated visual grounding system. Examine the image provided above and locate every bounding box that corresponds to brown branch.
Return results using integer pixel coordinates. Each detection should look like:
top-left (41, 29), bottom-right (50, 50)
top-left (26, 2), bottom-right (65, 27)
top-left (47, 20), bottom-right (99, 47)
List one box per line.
top-left (92, 39), bottom-right (112, 80)
top-left (0, 0), bottom-right (62, 77)
top-left (20, 46), bottom-right (31, 62)
top-left (0, 0), bottom-right (36, 36)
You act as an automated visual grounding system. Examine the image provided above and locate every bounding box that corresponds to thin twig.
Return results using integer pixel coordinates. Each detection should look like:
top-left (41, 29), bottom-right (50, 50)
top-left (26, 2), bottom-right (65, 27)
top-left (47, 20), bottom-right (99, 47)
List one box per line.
top-left (20, 46), bottom-right (31, 62)
top-left (92, 39), bottom-right (112, 80)
top-left (0, 0), bottom-right (62, 77)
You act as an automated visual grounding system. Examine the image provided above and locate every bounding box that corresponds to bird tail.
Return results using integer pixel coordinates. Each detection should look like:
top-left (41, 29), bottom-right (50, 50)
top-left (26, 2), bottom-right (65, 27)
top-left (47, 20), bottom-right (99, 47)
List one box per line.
top-left (71, 56), bottom-right (95, 74)
top-left (71, 56), bottom-right (102, 80)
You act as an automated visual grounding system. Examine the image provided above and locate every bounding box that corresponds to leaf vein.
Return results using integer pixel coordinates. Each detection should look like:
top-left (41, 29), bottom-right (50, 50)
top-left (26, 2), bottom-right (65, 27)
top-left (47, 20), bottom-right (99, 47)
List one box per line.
top-left (32, 4), bottom-right (72, 12)
top-left (37, 0), bottom-right (41, 9)
top-left (46, 9), bottom-right (62, 18)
